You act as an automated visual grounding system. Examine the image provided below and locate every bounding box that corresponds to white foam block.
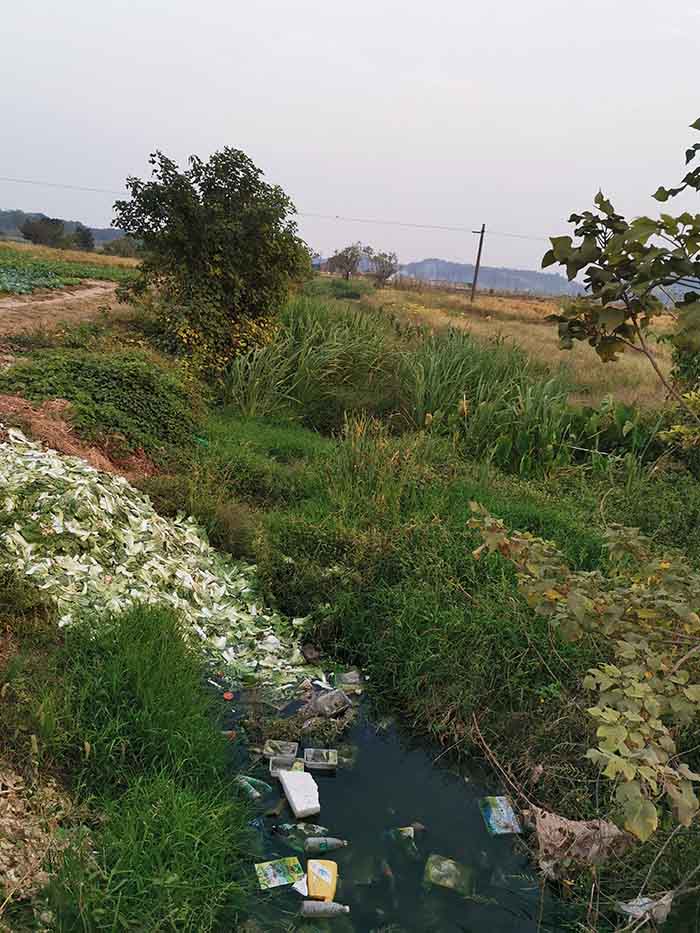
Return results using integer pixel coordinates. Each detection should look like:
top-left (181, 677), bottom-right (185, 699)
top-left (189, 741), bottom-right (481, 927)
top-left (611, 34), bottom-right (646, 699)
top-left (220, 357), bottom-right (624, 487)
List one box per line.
top-left (279, 770), bottom-right (320, 819)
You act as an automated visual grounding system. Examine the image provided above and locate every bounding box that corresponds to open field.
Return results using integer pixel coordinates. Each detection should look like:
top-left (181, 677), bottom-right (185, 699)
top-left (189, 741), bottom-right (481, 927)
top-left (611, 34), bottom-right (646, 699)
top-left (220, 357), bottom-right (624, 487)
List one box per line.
top-left (0, 241), bottom-right (139, 295)
top-left (370, 284), bottom-right (674, 409)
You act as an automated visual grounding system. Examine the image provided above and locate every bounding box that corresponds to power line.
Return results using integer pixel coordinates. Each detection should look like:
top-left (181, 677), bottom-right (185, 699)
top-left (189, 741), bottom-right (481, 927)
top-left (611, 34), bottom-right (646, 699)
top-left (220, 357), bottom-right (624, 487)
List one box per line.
top-left (0, 174), bottom-right (551, 242)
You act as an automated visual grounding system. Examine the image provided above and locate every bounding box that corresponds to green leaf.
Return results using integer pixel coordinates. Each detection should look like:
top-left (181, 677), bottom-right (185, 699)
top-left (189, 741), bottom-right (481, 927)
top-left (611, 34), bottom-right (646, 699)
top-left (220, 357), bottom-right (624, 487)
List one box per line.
top-left (541, 249), bottom-right (556, 268)
top-left (616, 782), bottom-right (658, 841)
top-left (550, 236), bottom-right (573, 262)
top-left (595, 336), bottom-right (625, 362)
top-left (603, 754), bottom-right (636, 781)
top-left (628, 216), bottom-right (659, 243)
top-left (653, 186), bottom-right (670, 203)
top-left (598, 722), bottom-right (628, 753)
top-left (598, 307), bottom-right (626, 333)
top-left (691, 117), bottom-right (700, 131)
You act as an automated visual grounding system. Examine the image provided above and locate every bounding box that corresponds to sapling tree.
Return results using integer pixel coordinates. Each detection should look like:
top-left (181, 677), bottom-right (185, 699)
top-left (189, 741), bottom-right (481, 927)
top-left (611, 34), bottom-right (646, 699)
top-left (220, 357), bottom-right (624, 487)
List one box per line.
top-left (543, 118), bottom-right (700, 415)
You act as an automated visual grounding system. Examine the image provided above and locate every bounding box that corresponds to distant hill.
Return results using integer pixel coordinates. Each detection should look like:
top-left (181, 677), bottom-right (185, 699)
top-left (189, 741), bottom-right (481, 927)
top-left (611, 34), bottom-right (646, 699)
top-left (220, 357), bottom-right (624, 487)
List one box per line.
top-left (400, 258), bottom-right (583, 296)
top-left (0, 208), bottom-right (122, 244)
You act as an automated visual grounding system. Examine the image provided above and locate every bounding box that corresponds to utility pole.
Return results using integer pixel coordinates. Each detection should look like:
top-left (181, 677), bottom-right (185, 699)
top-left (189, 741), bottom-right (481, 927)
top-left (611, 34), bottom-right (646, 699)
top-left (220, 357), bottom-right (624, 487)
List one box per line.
top-left (470, 223), bottom-right (486, 303)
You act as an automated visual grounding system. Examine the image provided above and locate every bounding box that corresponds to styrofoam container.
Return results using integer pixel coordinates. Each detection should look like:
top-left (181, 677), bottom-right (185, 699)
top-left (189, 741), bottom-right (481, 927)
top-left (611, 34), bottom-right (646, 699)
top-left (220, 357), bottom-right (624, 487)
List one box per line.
top-left (279, 770), bottom-right (320, 818)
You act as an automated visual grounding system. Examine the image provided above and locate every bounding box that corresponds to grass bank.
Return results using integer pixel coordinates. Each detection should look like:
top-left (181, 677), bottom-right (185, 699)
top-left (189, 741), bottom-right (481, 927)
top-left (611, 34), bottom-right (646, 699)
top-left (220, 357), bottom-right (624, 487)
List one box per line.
top-left (1, 590), bottom-right (251, 931)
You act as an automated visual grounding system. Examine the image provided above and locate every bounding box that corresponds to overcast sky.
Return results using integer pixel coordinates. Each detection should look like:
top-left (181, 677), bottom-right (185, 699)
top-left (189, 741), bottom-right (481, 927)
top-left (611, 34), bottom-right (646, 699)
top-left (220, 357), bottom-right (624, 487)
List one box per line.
top-left (2, 0), bottom-right (699, 269)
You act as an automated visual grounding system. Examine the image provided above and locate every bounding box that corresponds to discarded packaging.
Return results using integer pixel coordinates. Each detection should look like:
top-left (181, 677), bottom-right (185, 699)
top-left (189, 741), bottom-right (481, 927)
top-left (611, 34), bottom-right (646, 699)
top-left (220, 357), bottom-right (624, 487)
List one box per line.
top-left (386, 826), bottom-right (420, 860)
top-left (312, 689), bottom-right (351, 718)
top-left (338, 669), bottom-right (362, 685)
top-left (269, 757), bottom-right (304, 778)
top-left (479, 796), bottom-right (522, 835)
top-left (292, 874), bottom-right (308, 896)
top-left (300, 901), bottom-right (350, 917)
top-left (235, 775), bottom-right (273, 800)
top-left (254, 857), bottom-right (304, 890)
top-left (617, 894), bottom-right (673, 924)
top-left (263, 739), bottom-right (299, 759)
top-left (304, 748), bottom-right (339, 771)
top-left (279, 770), bottom-right (321, 818)
top-left (423, 854), bottom-right (474, 897)
top-left (307, 859), bottom-right (338, 901)
top-left (304, 836), bottom-right (349, 855)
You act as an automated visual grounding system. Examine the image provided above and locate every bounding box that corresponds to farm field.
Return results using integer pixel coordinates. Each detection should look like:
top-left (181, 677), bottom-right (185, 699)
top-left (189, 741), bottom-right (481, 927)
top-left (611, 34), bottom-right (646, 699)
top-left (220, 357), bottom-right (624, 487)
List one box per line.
top-left (0, 241), bottom-right (138, 295)
top-left (370, 283), bottom-right (674, 409)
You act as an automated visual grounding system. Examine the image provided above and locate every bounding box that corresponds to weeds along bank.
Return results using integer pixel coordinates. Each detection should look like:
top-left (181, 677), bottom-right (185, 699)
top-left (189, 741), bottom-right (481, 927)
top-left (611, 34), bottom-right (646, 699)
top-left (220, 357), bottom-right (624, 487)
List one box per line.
top-left (2, 280), bottom-right (700, 926)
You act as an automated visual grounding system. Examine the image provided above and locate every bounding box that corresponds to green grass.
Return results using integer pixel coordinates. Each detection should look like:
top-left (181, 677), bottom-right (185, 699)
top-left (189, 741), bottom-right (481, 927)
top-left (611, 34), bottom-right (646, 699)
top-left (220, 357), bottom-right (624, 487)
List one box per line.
top-left (48, 773), bottom-right (249, 932)
top-left (0, 585), bottom-right (252, 930)
top-left (35, 606), bottom-right (252, 930)
top-left (0, 349), bottom-right (202, 457)
top-left (0, 245), bottom-right (137, 293)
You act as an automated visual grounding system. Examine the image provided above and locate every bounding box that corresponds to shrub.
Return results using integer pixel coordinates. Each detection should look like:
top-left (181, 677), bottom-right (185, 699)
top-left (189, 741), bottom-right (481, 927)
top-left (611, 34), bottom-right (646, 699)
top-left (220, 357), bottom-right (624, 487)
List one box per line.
top-left (0, 350), bottom-right (201, 455)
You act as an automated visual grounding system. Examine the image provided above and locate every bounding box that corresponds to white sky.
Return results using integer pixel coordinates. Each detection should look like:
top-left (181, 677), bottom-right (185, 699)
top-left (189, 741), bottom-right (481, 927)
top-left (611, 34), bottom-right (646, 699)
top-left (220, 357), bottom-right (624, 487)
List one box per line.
top-left (2, 0), bottom-right (699, 268)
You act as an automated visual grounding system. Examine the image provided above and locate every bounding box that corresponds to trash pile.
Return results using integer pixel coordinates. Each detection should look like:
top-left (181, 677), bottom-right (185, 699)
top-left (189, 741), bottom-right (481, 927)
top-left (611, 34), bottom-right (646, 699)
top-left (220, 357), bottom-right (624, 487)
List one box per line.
top-left (235, 670), bottom-right (527, 924)
top-left (0, 427), bottom-right (316, 687)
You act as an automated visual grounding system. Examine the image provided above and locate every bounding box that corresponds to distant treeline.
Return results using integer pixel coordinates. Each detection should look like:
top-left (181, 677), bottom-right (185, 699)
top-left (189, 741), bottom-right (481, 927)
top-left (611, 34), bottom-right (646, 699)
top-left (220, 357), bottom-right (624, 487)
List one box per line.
top-left (0, 208), bottom-right (124, 245)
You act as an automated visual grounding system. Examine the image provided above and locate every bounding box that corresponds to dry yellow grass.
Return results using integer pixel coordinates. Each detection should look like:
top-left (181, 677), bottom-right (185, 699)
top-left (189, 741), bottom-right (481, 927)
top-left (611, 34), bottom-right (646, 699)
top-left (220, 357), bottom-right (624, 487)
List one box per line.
top-left (371, 286), bottom-right (674, 409)
top-left (0, 240), bottom-right (139, 268)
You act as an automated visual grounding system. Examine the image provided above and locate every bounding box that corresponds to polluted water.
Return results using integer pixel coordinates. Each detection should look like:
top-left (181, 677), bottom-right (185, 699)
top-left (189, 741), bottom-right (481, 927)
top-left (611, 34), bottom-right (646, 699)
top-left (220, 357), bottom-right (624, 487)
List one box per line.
top-left (220, 690), bottom-right (573, 932)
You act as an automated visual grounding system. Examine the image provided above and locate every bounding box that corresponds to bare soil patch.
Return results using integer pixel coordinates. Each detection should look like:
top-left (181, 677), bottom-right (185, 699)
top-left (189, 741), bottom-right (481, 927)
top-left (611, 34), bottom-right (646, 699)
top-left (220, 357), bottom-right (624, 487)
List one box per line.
top-left (0, 281), bottom-right (120, 337)
top-left (0, 395), bottom-right (157, 480)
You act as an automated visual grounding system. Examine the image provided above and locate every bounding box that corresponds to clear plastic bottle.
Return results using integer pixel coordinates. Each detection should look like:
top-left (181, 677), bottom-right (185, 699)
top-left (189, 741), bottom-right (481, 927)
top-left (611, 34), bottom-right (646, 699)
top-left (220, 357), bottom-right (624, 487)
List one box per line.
top-left (300, 901), bottom-right (350, 917)
top-left (304, 836), bottom-right (349, 854)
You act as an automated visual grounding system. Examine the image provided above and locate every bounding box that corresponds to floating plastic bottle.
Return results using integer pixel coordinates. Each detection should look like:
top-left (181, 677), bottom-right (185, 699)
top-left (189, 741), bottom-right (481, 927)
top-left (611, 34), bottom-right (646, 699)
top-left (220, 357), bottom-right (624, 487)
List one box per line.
top-left (234, 775), bottom-right (272, 800)
top-left (300, 901), bottom-right (350, 917)
top-left (304, 836), bottom-right (349, 854)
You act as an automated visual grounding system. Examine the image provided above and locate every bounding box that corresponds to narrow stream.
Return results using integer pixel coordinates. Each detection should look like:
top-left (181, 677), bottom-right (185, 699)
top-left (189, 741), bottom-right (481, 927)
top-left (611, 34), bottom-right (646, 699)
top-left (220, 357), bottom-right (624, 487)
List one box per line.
top-left (217, 685), bottom-right (571, 932)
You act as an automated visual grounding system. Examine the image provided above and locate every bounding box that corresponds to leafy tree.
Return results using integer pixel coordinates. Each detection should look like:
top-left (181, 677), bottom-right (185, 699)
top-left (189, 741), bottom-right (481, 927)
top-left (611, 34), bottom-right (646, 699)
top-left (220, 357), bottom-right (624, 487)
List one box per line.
top-left (542, 118), bottom-right (700, 413)
top-left (113, 148), bottom-right (311, 375)
top-left (367, 249), bottom-right (399, 287)
top-left (20, 216), bottom-right (65, 248)
top-left (326, 242), bottom-right (366, 280)
top-left (73, 223), bottom-right (95, 251)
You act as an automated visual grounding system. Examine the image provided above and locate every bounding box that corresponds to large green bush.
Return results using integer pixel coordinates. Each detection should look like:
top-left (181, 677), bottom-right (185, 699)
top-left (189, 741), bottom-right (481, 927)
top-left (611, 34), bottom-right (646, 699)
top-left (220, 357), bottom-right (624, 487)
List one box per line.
top-left (0, 350), bottom-right (201, 455)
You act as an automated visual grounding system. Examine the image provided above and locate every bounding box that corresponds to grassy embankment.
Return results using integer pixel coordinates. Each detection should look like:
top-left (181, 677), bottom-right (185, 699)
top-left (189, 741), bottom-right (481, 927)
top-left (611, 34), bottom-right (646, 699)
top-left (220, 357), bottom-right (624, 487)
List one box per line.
top-left (2, 266), bottom-right (700, 926)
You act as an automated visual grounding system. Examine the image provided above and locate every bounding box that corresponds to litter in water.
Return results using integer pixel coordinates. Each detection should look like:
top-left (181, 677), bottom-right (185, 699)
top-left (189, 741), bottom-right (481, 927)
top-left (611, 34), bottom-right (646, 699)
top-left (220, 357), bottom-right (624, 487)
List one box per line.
top-left (254, 857), bottom-right (304, 890)
top-left (273, 822), bottom-right (330, 853)
top-left (423, 854), bottom-right (474, 897)
top-left (304, 836), bottom-right (349, 855)
top-left (269, 756), bottom-right (305, 778)
top-left (234, 775), bottom-right (273, 801)
top-left (304, 748), bottom-right (339, 771)
top-left (307, 859), bottom-right (338, 901)
top-left (279, 770), bottom-right (320, 818)
top-left (312, 689), bottom-right (351, 718)
top-left (385, 825), bottom-right (420, 860)
top-left (617, 894), bottom-right (674, 924)
top-left (263, 739), bottom-right (299, 759)
top-left (300, 900), bottom-right (350, 917)
top-left (479, 796), bottom-right (522, 835)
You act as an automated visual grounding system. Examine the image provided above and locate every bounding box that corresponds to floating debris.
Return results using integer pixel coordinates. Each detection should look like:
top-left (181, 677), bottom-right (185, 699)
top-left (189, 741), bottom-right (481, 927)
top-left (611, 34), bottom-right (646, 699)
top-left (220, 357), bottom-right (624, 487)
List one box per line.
top-left (423, 854), bottom-right (474, 897)
top-left (300, 900), bottom-right (350, 917)
top-left (263, 740), bottom-right (299, 759)
top-left (304, 748), bottom-right (339, 771)
top-left (279, 771), bottom-right (321, 818)
top-left (304, 836), bottom-right (349, 855)
top-left (254, 857), bottom-right (304, 890)
top-left (269, 757), bottom-right (305, 778)
top-left (307, 859), bottom-right (338, 901)
top-left (479, 796), bottom-right (522, 835)
top-left (312, 689), bottom-right (351, 718)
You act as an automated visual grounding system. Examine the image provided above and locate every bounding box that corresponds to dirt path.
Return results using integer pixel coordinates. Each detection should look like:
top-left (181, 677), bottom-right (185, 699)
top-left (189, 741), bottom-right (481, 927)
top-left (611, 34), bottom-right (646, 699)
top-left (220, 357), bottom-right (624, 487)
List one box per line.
top-left (0, 281), bottom-right (120, 336)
